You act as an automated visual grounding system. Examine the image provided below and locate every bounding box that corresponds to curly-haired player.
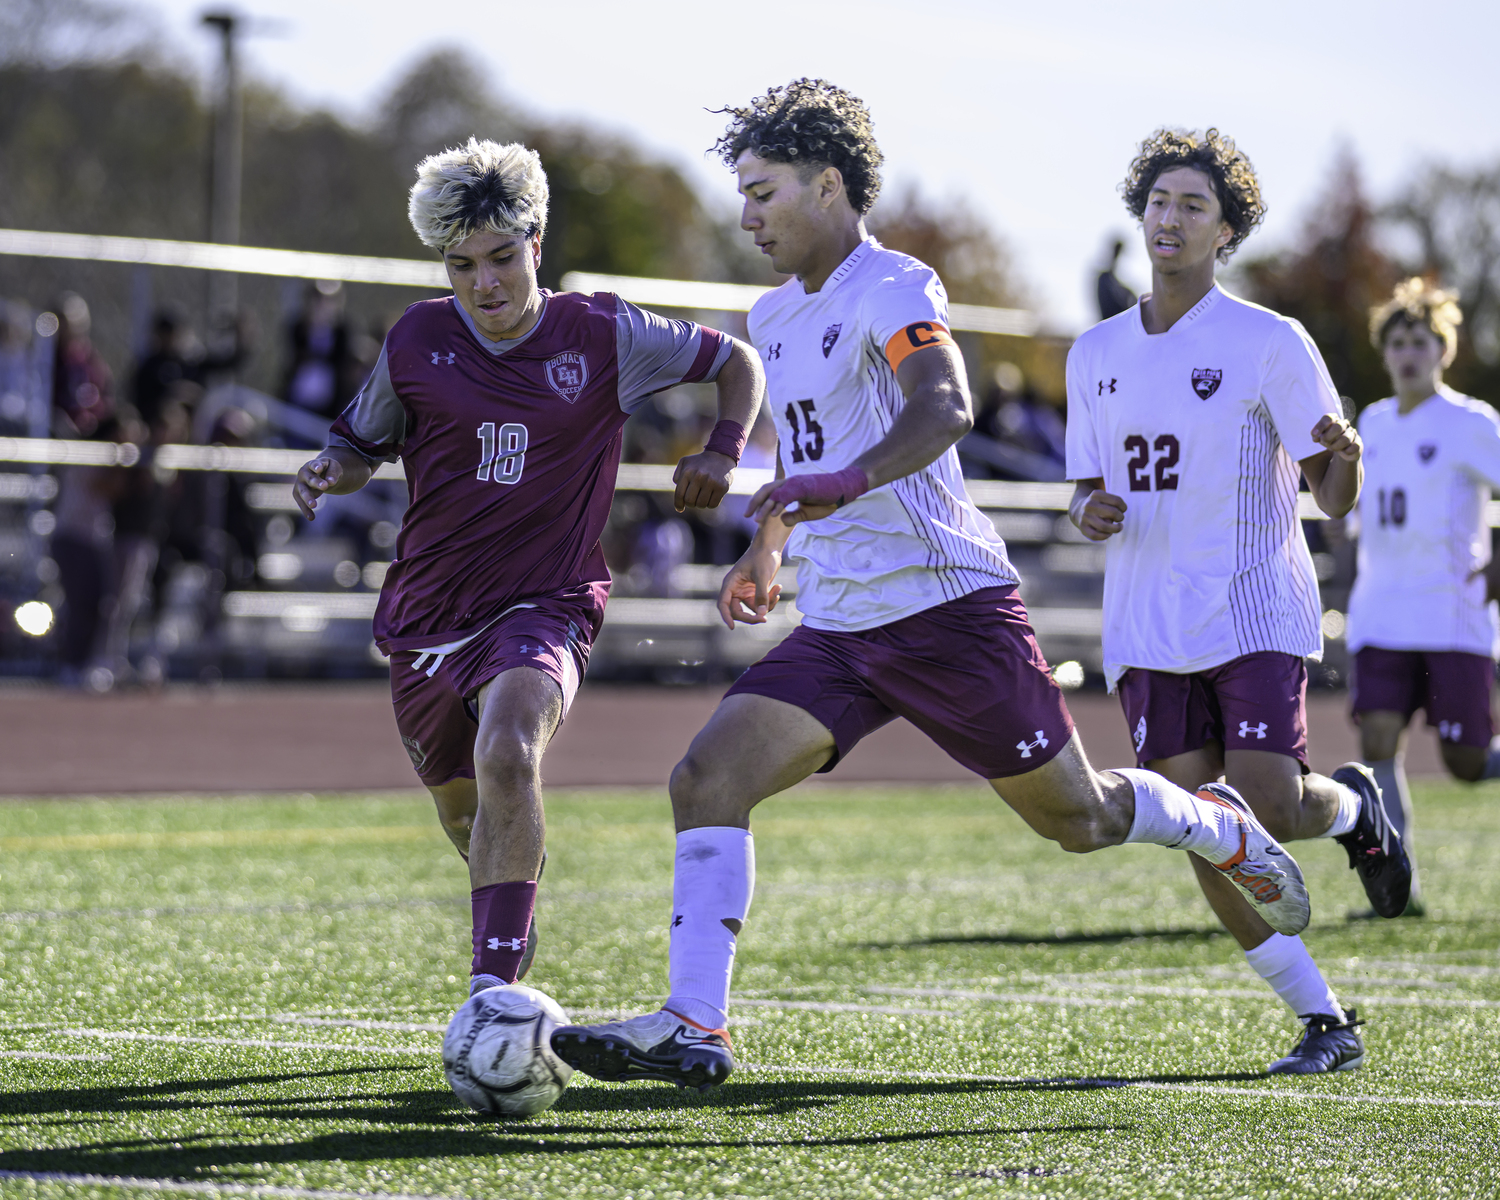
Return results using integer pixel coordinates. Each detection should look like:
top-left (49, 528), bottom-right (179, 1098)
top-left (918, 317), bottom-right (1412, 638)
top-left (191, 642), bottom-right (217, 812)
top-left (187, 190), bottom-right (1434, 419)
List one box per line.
top-left (552, 90), bottom-right (1318, 1092)
top-left (1349, 278), bottom-right (1500, 909)
top-left (1067, 128), bottom-right (1413, 1073)
top-left (294, 138), bottom-right (763, 1004)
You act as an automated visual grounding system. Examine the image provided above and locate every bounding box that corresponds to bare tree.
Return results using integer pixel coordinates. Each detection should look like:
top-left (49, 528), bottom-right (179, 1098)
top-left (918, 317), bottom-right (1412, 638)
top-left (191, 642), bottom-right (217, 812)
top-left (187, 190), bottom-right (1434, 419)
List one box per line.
top-left (1386, 163), bottom-right (1500, 366)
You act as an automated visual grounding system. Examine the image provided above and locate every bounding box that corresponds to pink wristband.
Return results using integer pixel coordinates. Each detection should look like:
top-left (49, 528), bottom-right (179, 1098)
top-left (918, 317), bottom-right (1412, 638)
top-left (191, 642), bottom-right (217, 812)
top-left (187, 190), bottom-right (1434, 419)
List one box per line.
top-left (703, 419), bottom-right (748, 463)
top-left (766, 465), bottom-right (870, 510)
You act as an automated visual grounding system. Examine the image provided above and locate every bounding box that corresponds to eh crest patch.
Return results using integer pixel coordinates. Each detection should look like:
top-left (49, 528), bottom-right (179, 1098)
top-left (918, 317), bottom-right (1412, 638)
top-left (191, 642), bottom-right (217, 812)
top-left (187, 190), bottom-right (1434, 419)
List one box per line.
top-left (544, 352), bottom-right (588, 403)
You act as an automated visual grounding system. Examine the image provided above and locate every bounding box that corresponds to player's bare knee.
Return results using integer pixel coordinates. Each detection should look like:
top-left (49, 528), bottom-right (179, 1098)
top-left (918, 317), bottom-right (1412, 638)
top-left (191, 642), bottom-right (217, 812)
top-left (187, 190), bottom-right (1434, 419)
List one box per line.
top-left (473, 728), bottom-right (544, 790)
top-left (1442, 745), bottom-right (1486, 783)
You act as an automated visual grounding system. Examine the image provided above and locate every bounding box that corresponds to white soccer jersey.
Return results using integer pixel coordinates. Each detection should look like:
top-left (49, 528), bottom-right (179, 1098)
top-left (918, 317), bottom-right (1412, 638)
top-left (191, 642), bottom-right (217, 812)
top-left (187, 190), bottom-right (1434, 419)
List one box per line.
top-left (1347, 388), bottom-right (1500, 656)
top-left (748, 238), bottom-right (1017, 631)
top-left (1065, 285), bottom-right (1339, 688)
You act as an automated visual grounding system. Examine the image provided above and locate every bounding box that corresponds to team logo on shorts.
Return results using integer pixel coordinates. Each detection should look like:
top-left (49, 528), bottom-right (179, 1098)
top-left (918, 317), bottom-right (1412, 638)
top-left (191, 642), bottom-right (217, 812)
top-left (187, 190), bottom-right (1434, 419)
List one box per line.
top-left (822, 324), bottom-right (842, 357)
top-left (401, 735), bottom-right (427, 771)
top-left (544, 352), bottom-right (589, 402)
top-left (1419, 443), bottom-right (1438, 463)
top-left (1191, 368), bottom-right (1222, 400)
top-left (1133, 716), bottom-right (1147, 752)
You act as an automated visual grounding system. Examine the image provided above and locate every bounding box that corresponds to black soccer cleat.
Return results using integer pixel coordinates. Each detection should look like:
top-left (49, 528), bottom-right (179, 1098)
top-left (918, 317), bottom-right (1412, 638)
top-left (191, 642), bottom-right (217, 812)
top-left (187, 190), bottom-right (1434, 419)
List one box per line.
top-left (551, 1009), bottom-right (735, 1091)
top-left (1332, 763), bottom-right (1413, 918)
top-left (1267, 1006), bottom-right (1365, 1074)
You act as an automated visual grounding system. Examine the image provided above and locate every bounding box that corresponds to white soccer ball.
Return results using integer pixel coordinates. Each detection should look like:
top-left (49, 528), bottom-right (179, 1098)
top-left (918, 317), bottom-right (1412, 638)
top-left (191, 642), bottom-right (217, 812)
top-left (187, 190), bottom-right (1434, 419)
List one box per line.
top-left (442, 983), bottom-right (573, 1117)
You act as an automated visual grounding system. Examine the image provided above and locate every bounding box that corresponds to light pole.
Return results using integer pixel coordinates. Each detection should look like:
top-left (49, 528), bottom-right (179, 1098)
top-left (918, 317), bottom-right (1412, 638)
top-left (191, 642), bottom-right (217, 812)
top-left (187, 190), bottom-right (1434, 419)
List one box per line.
top-left (201, 10), bottom-right (243, 320)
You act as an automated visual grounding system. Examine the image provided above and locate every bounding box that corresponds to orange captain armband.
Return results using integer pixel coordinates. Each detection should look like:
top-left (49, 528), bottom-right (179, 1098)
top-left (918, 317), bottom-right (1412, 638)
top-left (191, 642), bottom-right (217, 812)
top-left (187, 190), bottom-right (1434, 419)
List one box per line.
top-left (884, 320), bottom-right (958, 372)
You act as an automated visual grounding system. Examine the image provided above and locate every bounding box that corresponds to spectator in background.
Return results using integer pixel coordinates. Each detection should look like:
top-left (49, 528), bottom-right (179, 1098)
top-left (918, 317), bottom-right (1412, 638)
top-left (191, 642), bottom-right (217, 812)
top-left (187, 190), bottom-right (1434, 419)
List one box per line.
top-left (0, 300), bottom-right (34, 433)
top-left (969, 363), bottom-right (1067, 481)
top-left (1096, 238), bottom-right (1137, 322)
top-left (52, 293), bottom-right (114, 437)
top-left (132, 305), bottom-right (204, 427)
top-left (53, 415), bottom-right (140, 685)
top-left (282, 281), bottom-right (360, 445)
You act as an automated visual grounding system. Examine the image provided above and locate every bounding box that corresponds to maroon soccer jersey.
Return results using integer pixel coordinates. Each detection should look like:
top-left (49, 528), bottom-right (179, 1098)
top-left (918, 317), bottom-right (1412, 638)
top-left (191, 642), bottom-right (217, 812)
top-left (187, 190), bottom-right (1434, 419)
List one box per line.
top-left (330, 291), bottom-right (730, 652)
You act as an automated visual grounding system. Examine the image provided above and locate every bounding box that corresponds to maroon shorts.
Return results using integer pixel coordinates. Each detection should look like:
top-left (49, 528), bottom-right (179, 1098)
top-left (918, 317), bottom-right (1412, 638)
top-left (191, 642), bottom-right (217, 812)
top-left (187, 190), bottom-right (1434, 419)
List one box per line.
top-left (1117, 651), bottom-right (1309, 770)
top-left (388, 590), bottom-right (599, 787)
top-left (1350, 646), bottom-right (1495, 747)
top-left (724, 585), bottom-right (1074, 779)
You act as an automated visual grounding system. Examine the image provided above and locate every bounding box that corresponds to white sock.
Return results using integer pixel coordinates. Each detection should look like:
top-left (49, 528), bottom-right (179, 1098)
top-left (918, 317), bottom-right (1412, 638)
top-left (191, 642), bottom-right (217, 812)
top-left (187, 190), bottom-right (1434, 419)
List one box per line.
top-left (1366, 755), bottom-right (1414, 844)
top-left (664, 827), bottom-right (753, 1030)
top-left (1319, 781), bottom-right (1360, 839)
top-left (1483, 737), bottom-right (1500, 780)
top-left (1244, 933), bottom-right (1342, 1021)
top-left (1115, 768), bottom-right (1246, 864)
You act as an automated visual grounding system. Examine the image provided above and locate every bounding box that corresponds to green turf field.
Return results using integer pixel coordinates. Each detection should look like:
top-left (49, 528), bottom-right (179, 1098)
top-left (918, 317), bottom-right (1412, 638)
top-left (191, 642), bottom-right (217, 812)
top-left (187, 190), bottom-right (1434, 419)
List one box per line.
top-left (1, 781), bottom-right (1498, 1199)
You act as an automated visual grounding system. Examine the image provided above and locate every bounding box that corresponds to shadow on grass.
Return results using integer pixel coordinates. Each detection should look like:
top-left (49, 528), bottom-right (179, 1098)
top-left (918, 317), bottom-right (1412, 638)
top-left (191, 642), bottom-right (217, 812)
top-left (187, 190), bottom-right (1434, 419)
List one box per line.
top-left (1, 1065), bottom-right (1302, 1177)
top-left (863, 927), bottom-right (1225, 949)
top-left (0, 1116), bottom-right (1119, 1179)
top-left (0, 1064), bottom-right (427, 1118)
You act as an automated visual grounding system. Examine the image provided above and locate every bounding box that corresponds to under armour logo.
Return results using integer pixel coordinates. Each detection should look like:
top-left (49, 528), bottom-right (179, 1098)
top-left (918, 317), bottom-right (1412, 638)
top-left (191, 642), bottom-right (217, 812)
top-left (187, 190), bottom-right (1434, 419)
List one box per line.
top-left (1238, 721), bottom-right (1268, 740)
top-left (766, 343), bottom-right (782, 360)
top-left (486, 937), bottom-right (525, 951)
top-left (1440, 720), bottom-right (1464, 741)
top-left (1016, 730), bottom-right (1050, 758)
top-left (432, 351), bottom-right (455, 365)
top-left (1133, 716), bottom-right (1147, 752)
top-left (1098, 378), bottom-right (1117, 395)
top-left (518, 643), bottom-right (538, 655)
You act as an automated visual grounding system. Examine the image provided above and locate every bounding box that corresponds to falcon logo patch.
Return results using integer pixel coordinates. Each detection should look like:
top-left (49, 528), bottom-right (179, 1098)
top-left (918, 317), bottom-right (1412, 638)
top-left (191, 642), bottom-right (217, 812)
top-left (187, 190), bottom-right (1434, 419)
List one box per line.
top-left (1191, 368), bottom-right (1222, 400)
top-left (544, 351), bottom-right (588, 402)
top-left (1419, 443), bottom-right (1438, 463)
top-left (822, 324), bottom-right (842, 357)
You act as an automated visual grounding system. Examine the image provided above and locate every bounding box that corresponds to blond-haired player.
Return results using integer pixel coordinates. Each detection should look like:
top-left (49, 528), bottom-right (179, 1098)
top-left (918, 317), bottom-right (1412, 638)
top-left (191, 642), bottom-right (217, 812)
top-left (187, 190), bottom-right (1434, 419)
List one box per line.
top-left (1349, 279), bottom-right (1500, 912)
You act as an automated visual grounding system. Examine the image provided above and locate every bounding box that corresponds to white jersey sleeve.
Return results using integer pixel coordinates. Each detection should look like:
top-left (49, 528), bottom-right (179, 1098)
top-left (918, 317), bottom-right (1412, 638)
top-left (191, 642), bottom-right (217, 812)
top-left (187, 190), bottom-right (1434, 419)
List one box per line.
top-left (1455, 401), bottom-right (1500, 487)
top-left (860, 263), bottom-right (951, 365)
top-left (1064, 338), bottom-right (1105, 480)
top-left (1260, 319), bottom-right (1341, 463)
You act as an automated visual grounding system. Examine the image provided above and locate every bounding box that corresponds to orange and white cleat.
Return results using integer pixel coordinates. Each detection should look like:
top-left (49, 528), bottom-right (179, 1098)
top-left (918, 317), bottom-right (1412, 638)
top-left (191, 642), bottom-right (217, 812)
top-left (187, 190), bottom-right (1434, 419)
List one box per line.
top-left (1199, 782), bottom-right (1312, 935)
top-left (551, 1008), bottom-right (734, 1092)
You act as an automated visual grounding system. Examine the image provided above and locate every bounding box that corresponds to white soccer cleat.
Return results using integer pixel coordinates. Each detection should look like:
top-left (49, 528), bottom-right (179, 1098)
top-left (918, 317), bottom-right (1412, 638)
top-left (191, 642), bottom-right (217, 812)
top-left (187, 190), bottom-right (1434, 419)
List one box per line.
top-left (1199, 782), bottom-right (1311, 935)
top-left (551, 1008), bottom-right (734, 1091)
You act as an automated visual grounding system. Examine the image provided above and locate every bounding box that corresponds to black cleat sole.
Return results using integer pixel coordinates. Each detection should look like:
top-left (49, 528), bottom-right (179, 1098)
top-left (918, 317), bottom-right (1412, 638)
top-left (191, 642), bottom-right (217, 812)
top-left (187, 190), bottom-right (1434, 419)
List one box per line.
top-left (551, 1029), bottom-right (733, 1091)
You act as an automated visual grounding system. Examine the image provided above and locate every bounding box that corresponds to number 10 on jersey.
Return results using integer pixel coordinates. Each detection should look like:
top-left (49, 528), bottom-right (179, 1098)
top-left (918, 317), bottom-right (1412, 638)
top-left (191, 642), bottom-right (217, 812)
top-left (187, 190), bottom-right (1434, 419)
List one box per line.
top-left (477, 422), bottom-right (528, 485)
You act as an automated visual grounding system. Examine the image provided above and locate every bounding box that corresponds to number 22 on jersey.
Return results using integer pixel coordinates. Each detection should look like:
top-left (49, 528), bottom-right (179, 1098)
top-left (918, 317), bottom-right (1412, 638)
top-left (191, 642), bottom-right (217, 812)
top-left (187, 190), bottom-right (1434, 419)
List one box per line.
top-left (1123, 433), bottom-right (1180, 492)
top-left (477, 421), bottom-right (528, 485)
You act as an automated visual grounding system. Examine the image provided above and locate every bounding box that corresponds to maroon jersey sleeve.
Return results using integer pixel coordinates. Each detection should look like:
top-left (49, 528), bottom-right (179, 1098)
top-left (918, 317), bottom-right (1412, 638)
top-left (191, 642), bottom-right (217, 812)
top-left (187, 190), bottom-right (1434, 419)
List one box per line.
top-left (614, 297), bottom-right (732, 412)
top-left (329, 343), bottom-right (405, 464)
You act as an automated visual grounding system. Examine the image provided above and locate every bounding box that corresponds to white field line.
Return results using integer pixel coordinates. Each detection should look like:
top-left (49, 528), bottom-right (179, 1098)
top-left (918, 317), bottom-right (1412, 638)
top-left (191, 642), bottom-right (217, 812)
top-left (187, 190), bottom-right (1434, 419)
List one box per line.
top-left (273, 1016), bottom-right (445, 1034)
top-left (861, 988), bottom-right (1138, 1009)
top-left (0, 1171), bottom-right (473, 1200)
top-left (63, 1029), bottom-right (434, 1056)
top-left (868, 984), bottom-right (1500, 1010)
top-left (0, 1049), bottom-right (110, 1061)
top-left (734, 1063), bottom-right (1500, 1110)
top-left (731, 998), bottom-right (953, 1017)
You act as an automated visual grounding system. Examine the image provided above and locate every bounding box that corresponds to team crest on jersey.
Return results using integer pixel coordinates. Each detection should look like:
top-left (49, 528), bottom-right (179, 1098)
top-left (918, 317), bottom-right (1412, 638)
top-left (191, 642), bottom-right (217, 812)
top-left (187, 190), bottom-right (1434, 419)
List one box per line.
top-left (822, 324), bottom-right (842, 357)
top-left (1191, 368), bottom-right (1222, 400)
top-left (1419, 443), bottom-right (1438, 463)
top-left (544, 352), bottom-right (588, 403)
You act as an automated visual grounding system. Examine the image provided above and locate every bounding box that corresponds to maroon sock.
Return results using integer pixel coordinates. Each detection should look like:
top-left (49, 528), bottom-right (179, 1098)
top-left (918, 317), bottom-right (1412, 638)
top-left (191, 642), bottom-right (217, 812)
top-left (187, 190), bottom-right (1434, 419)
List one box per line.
top-left (470, 881), bottom-right (538, 983)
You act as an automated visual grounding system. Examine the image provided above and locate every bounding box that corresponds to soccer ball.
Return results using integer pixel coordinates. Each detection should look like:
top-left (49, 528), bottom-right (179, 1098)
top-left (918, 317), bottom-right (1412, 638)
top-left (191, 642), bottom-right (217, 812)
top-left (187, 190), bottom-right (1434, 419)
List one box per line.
top-left (442, 983), bottom-right (574, 1116)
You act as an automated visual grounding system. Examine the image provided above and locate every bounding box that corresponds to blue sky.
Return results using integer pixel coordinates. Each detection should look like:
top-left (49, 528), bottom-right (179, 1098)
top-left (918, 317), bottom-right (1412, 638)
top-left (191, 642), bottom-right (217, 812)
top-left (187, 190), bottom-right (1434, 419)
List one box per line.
top-left (142, 0), bottom-right (1500, 332)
